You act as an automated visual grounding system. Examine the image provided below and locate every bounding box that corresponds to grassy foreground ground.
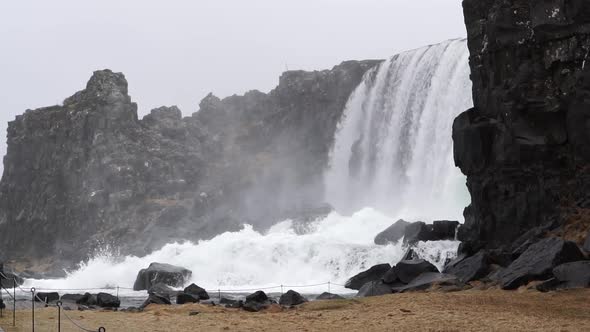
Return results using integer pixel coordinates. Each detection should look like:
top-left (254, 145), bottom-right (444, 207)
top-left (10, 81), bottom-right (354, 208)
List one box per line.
top-left (1, 288), bottom-right (589, 332)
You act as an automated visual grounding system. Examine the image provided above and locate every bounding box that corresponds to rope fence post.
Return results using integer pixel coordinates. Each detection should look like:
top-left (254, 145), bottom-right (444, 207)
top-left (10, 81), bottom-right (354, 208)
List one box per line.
top-left (218, 289), bottom-right (221, 302)
top-left (116, 286), bottom-right (119, 301)
top-left (280, 285), bottom-right (283, 296)
top-left (31, 287), bottom-right (36, 332)
top-left (13, 278), bottom-right (16, 326)
top-left (56, 300), bottom-right (62, 332)
top-left (328, 281), bottom-right (331, 294)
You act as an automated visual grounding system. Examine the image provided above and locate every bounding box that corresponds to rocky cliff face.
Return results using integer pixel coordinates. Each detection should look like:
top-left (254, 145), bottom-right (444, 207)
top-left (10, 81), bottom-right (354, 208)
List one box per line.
top-left (0, 61), bottom-right (380, 270)
top-left (454, 0), bottom-right (590, 253)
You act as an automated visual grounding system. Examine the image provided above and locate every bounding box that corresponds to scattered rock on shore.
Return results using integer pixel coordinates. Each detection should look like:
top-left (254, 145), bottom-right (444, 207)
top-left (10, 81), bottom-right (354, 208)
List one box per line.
top-left (279, 290), bottom-right (308, 306)
top-left (141, 293), bottom-right (172, 308)
top-left (356, 281), bottom-right (392, 297)
top-left (395, 259), bottom-right (438, 284)
top-left (35, 292), bottom-right (60, 303)
top-left (315, 292), bottom-right (344, 300)
top-left (184, 283), bottom-right (209, 300)
top-left (97, 292), bottom-right (120, 308)
top-left (444, 250), bottom-right (490, 283)
top-left (176, 293), bottom-right (200, 304)
top-left (495, 238), bottom-right (584, 290)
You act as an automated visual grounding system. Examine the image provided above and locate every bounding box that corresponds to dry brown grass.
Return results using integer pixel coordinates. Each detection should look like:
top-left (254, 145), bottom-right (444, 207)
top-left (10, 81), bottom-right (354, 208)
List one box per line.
top-left (1, 289), bottom-right (589, 332)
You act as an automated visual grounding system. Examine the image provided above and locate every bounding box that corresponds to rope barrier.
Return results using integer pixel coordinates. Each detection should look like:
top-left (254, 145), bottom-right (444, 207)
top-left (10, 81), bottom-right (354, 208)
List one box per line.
top-left (61, 304), bottom-right (105, 332)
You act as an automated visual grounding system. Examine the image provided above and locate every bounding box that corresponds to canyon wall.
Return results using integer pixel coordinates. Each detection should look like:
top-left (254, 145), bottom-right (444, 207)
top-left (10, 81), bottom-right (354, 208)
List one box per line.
top-left (454, 0), bottom-right (590, 253)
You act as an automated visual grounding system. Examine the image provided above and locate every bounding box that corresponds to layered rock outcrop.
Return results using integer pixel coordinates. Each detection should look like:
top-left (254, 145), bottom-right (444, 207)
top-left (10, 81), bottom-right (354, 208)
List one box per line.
top-left (454, 0), bottom-right (590, 253)
top-left (0, 61), bottom-right (380, 270)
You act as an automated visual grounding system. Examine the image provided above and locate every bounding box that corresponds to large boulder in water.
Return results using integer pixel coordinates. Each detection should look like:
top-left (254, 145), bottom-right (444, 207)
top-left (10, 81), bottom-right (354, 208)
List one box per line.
top-left (133, 262), bottom-right (192, 291)
top-left (432, 220), bottom-right (460, 240)
top-left (184, 283), bottom-right (209, 300)
top-left (374, 219), bottom-right (410, 245)
top-left (148, 283), bottom-right (177, 297)
top-left (356, 281), bottom-right (392, 297)
top-left (392, 272), bottom-right (460, 293)
top-left (345, 263), bottom-right (391, 290)
top-left (403, 222), bottom-right (433, 244)
top-left (495, 238), bottom-right (584, 290)
top-left (443, 250), bottom-right (490, 283)
top-left (279, 290), bottom-right (308, 306)
top-left (396, 259), bottom-right (438, 284)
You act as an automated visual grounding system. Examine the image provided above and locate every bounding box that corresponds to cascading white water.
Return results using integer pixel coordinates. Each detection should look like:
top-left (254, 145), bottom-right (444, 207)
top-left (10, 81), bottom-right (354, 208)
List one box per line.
top-left (325, 39), bottom-right (472, 221)
top-left (30, 39), bottom-right (471, 293)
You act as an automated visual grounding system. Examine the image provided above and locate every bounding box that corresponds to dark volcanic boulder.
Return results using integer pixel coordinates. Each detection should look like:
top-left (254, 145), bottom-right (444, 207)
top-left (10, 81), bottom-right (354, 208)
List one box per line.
top-left (356, 281), bottom-right (391, 298)
top-left (315, 292), bottom-right (344, 300)
top-left (184, 283), bottom-right (209, 300)
top-left (243, 290), bottom-right (270, 312)
top-left (133, 263), bottom-right (192, 291)
top-left (374, 219), bottom-right (410, 245)
top-left (97, 292), bottom-right (120, 308)
top-left (584, 231), bottom-right (590, 253)
top-left (381, 266), bottom-right (399, 284)
top-left (245, 290), bottom-right (268, 303)
top-left (220, 298), bottom-right (243, 308)
top-left (76, 293), bottom-right (97, 306)
top-left (403, 222), bottom-right (433, 244)
top-left (552, 261), bottom-right (590, 288)
top-left (176, 293), bottom-right (200, 304)
top-left (396, 259), bottom-right (438, 284)
top-left (444, 250), bottom-right (490, 283)
top-left (392, 272), bottom-right (460, 293)
top-left (344, 263), bottom-right (391, 290)
top-left (61, 294), bottom-right (84, 302)
top-left (279, 290), bottom-right (308, 306)
top-left (35, 292), bottom-right (60, 303)
top-left (141, 293), bottom-right (171, 308)
top-left (495, 238), bottom-right (584, 290)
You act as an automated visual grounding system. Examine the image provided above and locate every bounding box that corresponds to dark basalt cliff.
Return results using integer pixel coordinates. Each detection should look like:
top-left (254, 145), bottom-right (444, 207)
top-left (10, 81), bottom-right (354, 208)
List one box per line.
top-left (454, 0), bottom-right (590, 253)
top-left (0, 60), bottom-right (380, 270)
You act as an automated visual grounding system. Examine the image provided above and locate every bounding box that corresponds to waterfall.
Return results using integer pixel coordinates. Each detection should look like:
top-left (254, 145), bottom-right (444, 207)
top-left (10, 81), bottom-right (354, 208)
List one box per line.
top-left (325, 39), bottom-right (472, 222)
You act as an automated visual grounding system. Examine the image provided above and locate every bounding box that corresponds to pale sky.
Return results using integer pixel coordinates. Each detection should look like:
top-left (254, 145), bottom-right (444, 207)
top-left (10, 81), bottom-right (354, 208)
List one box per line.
top-left (0, 0), bottom-right (466, 169)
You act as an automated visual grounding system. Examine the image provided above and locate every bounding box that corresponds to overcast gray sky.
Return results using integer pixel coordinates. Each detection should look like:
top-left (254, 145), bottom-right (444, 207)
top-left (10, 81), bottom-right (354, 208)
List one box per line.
top-left (0, 0), bottom-right (466, 169)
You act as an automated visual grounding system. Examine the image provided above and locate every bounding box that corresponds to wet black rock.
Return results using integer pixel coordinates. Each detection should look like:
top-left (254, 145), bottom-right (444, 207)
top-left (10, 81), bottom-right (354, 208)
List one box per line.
top-left (133, 263), bottom-right (192, 291)
top-left (455, 0), bottom-right (590, 254)
top-left (220, 298), bottom-right (243, 308)
top-left (245, 290), bottom-right (268, 303)
top-left (344, 263), bottom-right (391, 290)
top-left (76, 293), bottom-right (97, 306)
top-left (243, 290), bottom-right (271, 312)
top-left (97, 292), bottom-right (120, 308)
top-left (356, 281), bottom-right (392, 298)
top-left (381, 266), bottom-right (399, 284)
top-left (403, 222), bottom-right (432, 244)
top-left (279, 290), bottom-right (308, 306)
top-left (432, 220), bottom-right (459, 240)
top-left (184, 283), bottom-right (209, 300)
top-left (552, 261), bottom-right (590, 289)
top-left (391, 272), bottom-right (460, 293)
top-left (141, 293), bottom-right (171, 308)
top-left (61, 294), bottom-right (84, 302)
top-left (176, 293), bottom-right (200, 304)
top-left (315, 292), bottom-right (344, 300)
top-left (495, 238), bottom-right (584, 290)
top-left (374, 219), bottom-right (410, 245)
top-left (444, 250), bottom-right (490, 283)
top-left (395, 259), bottom-right (438, 284)
top-left (35, 292), bottom-right (60, 303)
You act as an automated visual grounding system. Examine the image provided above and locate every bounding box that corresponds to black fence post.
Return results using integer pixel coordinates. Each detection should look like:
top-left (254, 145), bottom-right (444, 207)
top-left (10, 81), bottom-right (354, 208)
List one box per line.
top-left (13, 278), bottom-right (16, 326)
top-left (31, 287), bottom-right (35, 332)
top-left (56, 300), bottom-right (62, 332)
